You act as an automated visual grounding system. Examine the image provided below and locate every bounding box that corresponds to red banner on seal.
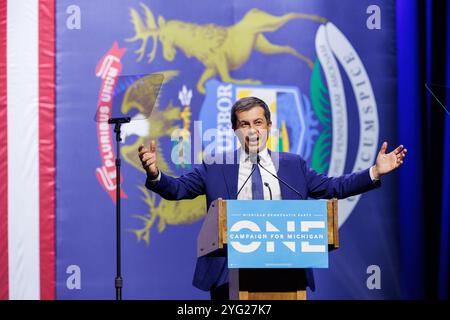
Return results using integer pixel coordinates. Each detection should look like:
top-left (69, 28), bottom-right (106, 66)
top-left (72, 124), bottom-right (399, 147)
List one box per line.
top-left (95, 42), bottom-right (127, 203)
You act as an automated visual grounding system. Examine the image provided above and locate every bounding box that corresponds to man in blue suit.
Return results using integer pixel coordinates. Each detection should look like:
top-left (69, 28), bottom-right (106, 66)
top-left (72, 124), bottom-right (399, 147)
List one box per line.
top-left (138, 97), bottom-right (407, 299)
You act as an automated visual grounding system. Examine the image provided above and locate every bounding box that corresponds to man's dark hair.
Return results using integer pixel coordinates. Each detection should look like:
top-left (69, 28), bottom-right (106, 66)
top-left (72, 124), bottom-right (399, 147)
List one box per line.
top-left (231, 96), bottom-right (271, 130)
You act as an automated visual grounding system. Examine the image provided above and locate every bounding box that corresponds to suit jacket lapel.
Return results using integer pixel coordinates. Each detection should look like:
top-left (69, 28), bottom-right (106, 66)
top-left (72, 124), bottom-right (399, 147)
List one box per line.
top-left (270, 151), bottom-right (291, 200)
top-left (222, 150), bottom-right (239, 199)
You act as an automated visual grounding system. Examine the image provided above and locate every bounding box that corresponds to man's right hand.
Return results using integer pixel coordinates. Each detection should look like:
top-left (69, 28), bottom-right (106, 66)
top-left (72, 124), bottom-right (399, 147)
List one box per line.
top-left (138, 140), bottom-right (159, 179)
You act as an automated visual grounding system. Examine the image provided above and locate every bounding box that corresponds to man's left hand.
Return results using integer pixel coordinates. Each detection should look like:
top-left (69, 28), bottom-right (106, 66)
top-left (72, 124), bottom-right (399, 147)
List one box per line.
top-left (372, 141), bottom-right (407, 179)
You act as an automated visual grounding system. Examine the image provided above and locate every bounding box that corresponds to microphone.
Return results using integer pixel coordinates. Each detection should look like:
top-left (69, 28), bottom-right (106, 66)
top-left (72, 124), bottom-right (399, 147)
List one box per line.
top-left (258, 160), bottom-right (303, 200)
top-left (235, 156), bottom-right (259, 198)
top-left (264, 182), bottom-right (273, 200)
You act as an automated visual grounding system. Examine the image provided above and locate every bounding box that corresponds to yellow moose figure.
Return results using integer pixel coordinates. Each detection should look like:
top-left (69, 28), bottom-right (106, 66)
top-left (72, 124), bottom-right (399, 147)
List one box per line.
top-left (127, 3), bottom-right (326, 94)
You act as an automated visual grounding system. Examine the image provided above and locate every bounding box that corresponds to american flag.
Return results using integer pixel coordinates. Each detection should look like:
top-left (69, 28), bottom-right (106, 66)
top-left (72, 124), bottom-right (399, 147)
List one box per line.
top-left (0, 0), bottom-right (55, 300)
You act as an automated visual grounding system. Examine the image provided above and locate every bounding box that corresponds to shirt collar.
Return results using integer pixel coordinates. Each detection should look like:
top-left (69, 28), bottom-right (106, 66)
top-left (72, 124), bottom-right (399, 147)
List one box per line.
top-left (239, 147), bottom-right (270, 165)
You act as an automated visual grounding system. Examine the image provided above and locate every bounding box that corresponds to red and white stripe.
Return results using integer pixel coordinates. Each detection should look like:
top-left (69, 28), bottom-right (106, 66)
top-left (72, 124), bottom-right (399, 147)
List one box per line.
top-left (0, 0), bottom-right (55, 300)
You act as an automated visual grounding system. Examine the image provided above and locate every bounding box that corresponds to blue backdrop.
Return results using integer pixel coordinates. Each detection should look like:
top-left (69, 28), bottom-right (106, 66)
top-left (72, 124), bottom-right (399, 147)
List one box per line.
top-left (54, 0), bottom-right (446, 300)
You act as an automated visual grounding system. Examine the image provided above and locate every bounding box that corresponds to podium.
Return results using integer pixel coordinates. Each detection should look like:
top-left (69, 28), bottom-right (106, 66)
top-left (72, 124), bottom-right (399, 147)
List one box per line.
top-left (197, 198), bottom-right (339, 300)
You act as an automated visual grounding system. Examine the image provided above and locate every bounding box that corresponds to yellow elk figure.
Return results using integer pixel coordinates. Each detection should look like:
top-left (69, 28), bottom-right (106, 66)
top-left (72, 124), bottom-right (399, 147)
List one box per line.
top-left (127, 3), bottom-right (327, 94)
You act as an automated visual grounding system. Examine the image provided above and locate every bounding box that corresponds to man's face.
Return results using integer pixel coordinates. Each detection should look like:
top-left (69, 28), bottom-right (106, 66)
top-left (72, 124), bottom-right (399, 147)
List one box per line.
top-left (234, 106), bottom-right (272, 154)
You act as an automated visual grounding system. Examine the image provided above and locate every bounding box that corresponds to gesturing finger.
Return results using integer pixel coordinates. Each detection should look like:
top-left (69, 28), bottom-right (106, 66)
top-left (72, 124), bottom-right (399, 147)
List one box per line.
top-left (150, 140), bottom-right (156, 153)
top-left (397, 149), bottom-right (407, 159)
top-left (141, 153), bottom-right (154, 163)
top-left (139, 148), bottom-right (149, 159)
top-left (144, 159), bottom-right (155, 168)
top-left (379, 141), bottom-right (388, 155)
top-left (393, 144), bottom-right (404, 155)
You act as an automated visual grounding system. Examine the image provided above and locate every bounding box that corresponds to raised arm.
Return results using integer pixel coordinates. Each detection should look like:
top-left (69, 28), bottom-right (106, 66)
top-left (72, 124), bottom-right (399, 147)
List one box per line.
top-left (304, 141), bottom-right (406, 199)
top-left (139, 141), bottom-right (206, 200)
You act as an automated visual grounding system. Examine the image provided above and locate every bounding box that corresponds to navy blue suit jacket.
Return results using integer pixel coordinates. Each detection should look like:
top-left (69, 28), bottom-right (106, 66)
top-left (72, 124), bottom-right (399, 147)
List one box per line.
top-left (146, 151), bottom-right (380, 291)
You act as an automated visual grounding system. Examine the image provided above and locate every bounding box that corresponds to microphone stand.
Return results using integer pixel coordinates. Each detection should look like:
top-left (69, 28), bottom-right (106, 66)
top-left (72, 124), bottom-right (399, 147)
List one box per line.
top-left (108, 116), bottom-right (131, 300)
top-left (236, 164), bottom-right (258, 198)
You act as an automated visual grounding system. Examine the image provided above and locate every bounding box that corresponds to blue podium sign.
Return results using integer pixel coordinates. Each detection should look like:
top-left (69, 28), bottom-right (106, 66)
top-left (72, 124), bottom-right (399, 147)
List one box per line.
top-left (227, 200), bottom-right (329, 268)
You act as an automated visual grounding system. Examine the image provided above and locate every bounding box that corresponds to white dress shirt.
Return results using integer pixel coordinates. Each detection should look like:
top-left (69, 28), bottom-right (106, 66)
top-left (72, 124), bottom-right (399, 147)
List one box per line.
top-left (237, 148), bottom-right (282, 200)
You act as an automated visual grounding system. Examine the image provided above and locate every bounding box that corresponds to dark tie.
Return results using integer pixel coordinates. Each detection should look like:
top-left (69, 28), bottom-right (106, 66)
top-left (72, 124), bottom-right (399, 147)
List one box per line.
top-left (252, 163), bottom-right (264, 200)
